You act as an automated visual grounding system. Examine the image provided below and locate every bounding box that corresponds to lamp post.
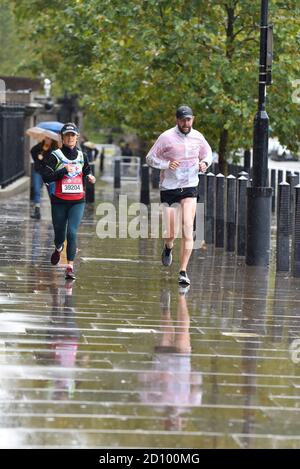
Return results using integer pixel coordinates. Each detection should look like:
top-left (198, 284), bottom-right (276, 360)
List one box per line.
top-left (43, 78), bottom-right (51, 98)
top-left (43, 78), bottom-right (54, 111)
top-left (246, 0), bottom-right (273, 266)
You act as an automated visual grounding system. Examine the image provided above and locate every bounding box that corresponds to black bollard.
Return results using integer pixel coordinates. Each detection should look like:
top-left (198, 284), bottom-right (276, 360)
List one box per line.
top-left (237, 176), bottom-right (248, 256)
top-left (277, 182), bottom-right (290, 272)
top-left (114, 158), bottom-right (121, 189)
top-left (226, 175), bottom-right (237, 252)
top-left (211, 163), bottom-right (219, 175)
top-left (238, 171), bottom-right (249, 179)
top-left (205, 172), bottom-right (215, 244)
top-left (151, 167), bottom-right (160, 189)
top-left (140, 164), bottom-right (150, 205)
top-left (198, 173), bottom-right (206, 203)
top-left (215, 173), bottom-right (225, 248)
top-left (214, 163), bottom-right (220, 174)
top-left (246, 187), bottom-right (272, 265)
top-left (271, 169), bottom-right (276, 213)
top-left (286, 170), bottom-right (292, 182)
top-left (292, 185), bottom-right (300, 277)
top-left (287, 174), bottom-right (298, 235)
top-left (85, 161), bottom-right (95, 203)
top-left (238, 171), bottom-right (250, 189)
top-left (194, 172), bottom-right (206, 233)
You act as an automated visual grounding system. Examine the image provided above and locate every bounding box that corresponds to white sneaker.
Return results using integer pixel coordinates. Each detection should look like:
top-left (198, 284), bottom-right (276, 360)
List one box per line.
top-left (178, 271), bottom-right (190, 285)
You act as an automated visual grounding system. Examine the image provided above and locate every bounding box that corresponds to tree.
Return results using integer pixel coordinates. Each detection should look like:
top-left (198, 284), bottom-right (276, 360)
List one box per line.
top-left (12, 0), bottom-right (300, 169)
top-left (0, 0), bottom-right (34, 75)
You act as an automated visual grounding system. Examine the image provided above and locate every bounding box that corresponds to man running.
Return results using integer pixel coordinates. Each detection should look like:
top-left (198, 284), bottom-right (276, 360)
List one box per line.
top-left (146, 105), bottom-right (212, 285)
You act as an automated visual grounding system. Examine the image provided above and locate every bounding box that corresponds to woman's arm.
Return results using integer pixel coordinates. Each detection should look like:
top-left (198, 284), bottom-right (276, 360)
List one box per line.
top-left (40, 154), bottom-right (68, 183)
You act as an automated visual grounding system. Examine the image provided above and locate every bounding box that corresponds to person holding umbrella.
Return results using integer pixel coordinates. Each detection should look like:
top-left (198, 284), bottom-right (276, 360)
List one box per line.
top-left (40, 122), bottom-right (96, 280)
top-left (26, 121), bottom-right (64, 220)
top-left (30, 137), bottom-right (59, 219)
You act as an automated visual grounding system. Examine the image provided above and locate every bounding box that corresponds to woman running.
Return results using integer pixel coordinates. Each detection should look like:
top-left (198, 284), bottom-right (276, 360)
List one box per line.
top-left (41, 122), bottom-right (96, 280)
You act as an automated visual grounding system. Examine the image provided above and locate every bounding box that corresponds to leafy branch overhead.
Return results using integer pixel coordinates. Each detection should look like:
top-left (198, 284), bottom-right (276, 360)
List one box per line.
top-left (11, 0), bottom-right (300, 162)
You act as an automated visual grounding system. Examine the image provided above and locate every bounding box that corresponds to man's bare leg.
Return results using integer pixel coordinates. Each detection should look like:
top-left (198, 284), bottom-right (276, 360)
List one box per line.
top-left (162, 205), bottom-right (176, 248)
top-left (179, 198), bottom-right (197, 272)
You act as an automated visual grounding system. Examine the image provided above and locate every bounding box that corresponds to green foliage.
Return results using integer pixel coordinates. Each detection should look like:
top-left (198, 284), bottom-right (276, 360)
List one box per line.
top-left (0, 0), bottom-right (34, 75)
top-left (11, 0), bottom-right (300, 159)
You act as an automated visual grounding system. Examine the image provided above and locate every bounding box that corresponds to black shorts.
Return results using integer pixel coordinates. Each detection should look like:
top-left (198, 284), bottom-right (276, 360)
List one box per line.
top-left (160, 187), bottom-right (198, 206)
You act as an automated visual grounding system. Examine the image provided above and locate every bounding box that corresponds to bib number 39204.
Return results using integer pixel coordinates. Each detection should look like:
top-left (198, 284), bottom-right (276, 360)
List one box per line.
top-left (62, 183), bottom-right (83, 193)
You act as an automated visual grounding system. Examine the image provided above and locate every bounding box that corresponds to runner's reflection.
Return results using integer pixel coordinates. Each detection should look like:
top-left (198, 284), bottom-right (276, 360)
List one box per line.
top-left (139, 286), bottom-right (202, 431)
top-left (35, 280), bottom-right (80, 399)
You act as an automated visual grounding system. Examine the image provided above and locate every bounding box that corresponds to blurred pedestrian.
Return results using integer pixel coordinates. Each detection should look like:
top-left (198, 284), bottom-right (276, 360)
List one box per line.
top-left (40, 122), bottom-right (96, 280)
top-left (30, 137), bottom-right (58, 219)
top-left (81, 137), bottom-right (99, 163)
top-left (122, 142), bottom-right (133, 159)
top-left (146, 105), bottom-right (212, 285)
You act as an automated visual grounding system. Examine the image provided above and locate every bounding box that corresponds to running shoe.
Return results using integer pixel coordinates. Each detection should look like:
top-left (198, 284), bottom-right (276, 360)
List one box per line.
top-left (161, 244), bottom-right (173, 266)
top-left (65, 265), bottom-right (76, 280)
top-left (50, 244), bottom-right (64, 265)
top-left (178, 271), bottom-right (190, 285)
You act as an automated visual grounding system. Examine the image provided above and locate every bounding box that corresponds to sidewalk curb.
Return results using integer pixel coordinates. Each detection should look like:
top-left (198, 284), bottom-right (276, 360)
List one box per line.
top-left (0, 176), bottom-right (30, 200)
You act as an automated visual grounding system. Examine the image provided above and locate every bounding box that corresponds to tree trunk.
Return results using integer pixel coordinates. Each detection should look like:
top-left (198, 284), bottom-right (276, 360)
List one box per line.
top-left (218, 128), bottom-right (229, 175)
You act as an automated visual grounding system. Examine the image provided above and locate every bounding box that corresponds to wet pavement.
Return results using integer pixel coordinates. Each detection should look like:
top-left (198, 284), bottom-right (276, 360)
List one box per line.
top-left (0, 181), bottom-right (300, 449)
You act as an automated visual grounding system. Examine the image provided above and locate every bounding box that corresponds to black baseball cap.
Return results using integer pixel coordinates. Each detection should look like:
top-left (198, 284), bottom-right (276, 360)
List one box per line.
top-left (61, 122), bottom-right (79, 135)
top-left (176, 105), bottom-right (193, 119)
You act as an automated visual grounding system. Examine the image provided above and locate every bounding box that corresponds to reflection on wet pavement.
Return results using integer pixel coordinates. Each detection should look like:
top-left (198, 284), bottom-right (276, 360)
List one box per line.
top-left (0, 186), bottom-right (300, 448)
top-left (139, 288), bottom-right (202, 433)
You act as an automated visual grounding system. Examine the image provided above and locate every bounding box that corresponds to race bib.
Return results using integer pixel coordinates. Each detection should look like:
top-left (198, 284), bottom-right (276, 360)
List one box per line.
top-left (61, 172), bottom-right (83, 194)
top-left (62, 183), bottom-right (83, 193)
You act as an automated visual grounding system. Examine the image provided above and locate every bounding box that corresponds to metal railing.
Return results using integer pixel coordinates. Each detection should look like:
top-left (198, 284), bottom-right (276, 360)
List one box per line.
top-left (0, 104), bottom-right (25, 188)
top-left (110, 156), bottom-right (141, 185)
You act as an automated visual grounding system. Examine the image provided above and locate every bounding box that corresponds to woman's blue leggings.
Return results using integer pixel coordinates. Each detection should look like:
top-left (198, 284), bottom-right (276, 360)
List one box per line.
top-left (32, 169), bottom-right (43, 204)
top-left (51, 203), bottom-right (85, 261)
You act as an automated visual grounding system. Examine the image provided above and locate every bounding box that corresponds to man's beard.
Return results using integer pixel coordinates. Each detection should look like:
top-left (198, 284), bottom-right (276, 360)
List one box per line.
top-left (178, 124), bottom-right (191, 135)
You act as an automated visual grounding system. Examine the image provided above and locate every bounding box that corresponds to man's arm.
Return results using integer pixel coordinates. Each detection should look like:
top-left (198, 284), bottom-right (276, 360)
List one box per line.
top-left (146, 136), bottom-right (170, 170)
